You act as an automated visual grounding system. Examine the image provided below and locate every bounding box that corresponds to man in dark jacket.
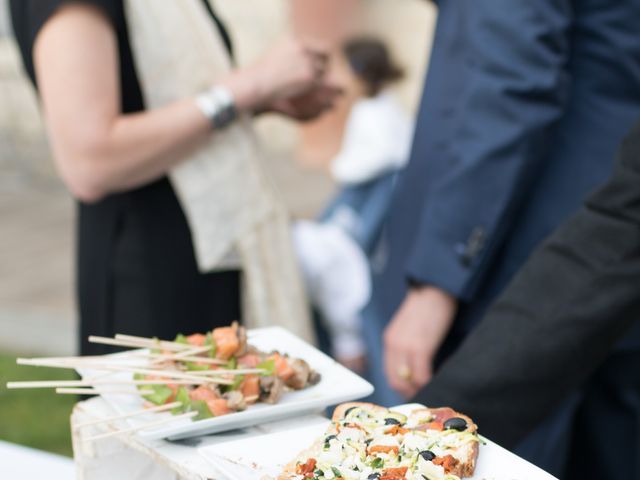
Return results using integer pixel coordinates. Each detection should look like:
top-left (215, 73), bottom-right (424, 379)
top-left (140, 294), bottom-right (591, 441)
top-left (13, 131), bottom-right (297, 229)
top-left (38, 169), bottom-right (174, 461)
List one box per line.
top-left (415, 121), bottom-right (640, 479)
top-left (364, 0), bottom-right (640, 474)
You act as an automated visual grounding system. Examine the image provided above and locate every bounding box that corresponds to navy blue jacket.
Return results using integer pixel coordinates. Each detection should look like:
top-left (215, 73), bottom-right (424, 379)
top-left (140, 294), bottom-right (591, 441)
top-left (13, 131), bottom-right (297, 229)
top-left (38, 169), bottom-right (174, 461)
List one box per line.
top-left (373, 0), bottom-right (640, 341)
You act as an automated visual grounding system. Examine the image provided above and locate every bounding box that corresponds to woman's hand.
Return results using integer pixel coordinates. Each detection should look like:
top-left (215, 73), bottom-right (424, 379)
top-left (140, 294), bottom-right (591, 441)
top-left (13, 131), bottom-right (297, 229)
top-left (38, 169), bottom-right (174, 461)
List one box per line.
top-left (267, 83), bottom-right (343, 121)
top-left (222, 36), bottom-right (341, 119)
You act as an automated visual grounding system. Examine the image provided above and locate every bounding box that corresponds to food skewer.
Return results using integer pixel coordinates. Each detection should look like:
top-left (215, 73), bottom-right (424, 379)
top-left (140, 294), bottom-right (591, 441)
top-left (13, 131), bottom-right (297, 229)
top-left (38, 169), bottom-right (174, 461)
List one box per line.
top-left (74, 401), bottom-right (183, 428)
top-left (147, 344), bottom-right (223, 366)
top-left (88, 335), bottom-right (191, 352)
top-left (83, 410), bottom-right (198, 442)
top-left (113, 334), bottom-right (200, 352)
top-left (144, 353), bottom-right (225, 365)
top-left (9, 324), bottom-right (322, 430)
top-left (16, 358), bottom-right (245, 383)
top-left (56, 388), bottom-right (155, 395)
top-left (6, 378), bottom-right (217, 389)
top-left (188, 368), bottom-right (266, 376)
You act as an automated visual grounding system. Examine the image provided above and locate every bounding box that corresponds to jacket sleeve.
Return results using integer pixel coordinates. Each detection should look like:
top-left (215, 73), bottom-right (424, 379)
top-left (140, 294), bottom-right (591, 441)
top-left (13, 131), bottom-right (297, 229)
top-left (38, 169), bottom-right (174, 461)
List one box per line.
top-left (406, 0), bottom-right (573, 300)
top-left (413, 121), bottom-right (640, 447)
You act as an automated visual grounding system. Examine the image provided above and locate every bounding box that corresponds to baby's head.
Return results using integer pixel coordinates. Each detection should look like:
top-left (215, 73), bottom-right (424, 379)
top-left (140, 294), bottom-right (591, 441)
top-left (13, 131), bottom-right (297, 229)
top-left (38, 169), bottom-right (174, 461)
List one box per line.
top-left (342, 36), bottom-right (404, 98)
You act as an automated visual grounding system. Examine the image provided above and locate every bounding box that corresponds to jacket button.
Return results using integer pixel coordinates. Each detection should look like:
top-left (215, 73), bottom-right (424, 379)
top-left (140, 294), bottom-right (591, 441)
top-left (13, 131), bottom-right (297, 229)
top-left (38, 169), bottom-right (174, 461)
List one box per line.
top-left (456, 227), bottom-right (486, 267)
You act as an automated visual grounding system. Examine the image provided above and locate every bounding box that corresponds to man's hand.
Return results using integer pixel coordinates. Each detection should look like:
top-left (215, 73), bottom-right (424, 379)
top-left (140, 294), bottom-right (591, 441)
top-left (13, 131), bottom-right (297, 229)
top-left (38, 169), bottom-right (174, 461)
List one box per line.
top-left (383, 286), bottom-right (457, 398)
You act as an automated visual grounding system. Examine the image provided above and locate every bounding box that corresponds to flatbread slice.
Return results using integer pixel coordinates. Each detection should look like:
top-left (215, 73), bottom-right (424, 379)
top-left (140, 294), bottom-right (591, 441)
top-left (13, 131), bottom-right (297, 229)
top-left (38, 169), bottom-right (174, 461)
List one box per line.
top-left (278, 402), bottom-right (479, 480)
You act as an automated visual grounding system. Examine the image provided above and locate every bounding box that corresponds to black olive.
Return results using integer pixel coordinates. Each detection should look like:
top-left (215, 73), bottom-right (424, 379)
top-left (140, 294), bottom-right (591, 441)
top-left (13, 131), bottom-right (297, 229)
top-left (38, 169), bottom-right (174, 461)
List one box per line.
top-left (444, 417), bottom-right (468, 431)
top-left (419, 450), bottom-right (436, 462)
top-left (384, 417), bottom-right (401, 425)
top-left (368, 474), bottom-right (380, 480)
top-left (343, 406), bottom-right (357, 418)
top-left (325, 434), bottom-right (337, 442)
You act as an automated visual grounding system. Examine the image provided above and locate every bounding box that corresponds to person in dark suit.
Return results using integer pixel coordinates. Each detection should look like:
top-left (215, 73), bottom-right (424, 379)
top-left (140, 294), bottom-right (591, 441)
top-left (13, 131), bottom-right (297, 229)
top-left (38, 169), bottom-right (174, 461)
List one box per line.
top-left (362, 0), bottom-right (640, 474)
top-left (414, 120), bottom-right (640, 479)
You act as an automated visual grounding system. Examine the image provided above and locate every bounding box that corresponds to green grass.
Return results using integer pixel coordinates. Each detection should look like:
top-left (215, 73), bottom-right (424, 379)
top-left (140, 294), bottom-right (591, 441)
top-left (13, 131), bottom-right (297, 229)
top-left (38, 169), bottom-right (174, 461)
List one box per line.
top-left (0, 353), bottom-right (76, 456)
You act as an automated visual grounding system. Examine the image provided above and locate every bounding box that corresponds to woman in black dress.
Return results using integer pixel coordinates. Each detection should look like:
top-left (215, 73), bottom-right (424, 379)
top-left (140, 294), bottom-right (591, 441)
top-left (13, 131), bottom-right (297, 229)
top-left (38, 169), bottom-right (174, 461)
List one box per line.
top-left (10, 0), bottom-right (337, 354)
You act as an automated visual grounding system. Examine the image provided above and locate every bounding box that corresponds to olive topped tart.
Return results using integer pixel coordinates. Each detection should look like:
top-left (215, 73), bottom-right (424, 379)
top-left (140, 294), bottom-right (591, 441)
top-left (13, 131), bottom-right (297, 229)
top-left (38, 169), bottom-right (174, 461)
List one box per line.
top-left (278, 402), bottom-right (480, 480)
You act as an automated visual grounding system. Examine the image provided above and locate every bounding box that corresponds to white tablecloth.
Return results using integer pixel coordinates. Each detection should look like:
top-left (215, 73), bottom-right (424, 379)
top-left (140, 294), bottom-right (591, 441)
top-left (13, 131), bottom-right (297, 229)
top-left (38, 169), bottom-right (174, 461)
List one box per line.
top-left (0, 440), bottom-right (75, 478)
top-left (71, 397), bottom-right (325, 480)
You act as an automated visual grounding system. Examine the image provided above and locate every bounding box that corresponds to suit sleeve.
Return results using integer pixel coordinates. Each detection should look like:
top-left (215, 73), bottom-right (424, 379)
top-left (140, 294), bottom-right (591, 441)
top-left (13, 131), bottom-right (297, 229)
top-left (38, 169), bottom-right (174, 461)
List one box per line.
top-left (406, 0), bottom-right (573, 300)
top-left (413, 121), bottom-right (640, 447)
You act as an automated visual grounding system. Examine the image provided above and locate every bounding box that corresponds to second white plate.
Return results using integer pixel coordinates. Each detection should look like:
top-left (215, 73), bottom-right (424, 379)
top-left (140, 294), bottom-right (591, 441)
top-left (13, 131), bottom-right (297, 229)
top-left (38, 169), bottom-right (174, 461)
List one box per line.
top-left (79, 326), bottom-right (374, 440)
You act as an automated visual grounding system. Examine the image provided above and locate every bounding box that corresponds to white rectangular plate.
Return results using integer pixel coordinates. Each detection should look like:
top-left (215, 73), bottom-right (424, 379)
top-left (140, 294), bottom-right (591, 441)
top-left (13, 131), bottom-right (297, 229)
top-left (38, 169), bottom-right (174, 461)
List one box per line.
top-left (198, 403), bottom-right (558, 480)
top-left (78, 326), bottom-right (373, 440)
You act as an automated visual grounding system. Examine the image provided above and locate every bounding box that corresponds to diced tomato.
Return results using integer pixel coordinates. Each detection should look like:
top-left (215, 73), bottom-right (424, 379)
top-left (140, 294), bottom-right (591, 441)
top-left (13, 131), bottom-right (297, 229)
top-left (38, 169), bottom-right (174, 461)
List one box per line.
top-left (384, 425), bottom-right (410, 435)
top-left (380, 466), bottom-right (408, 480)
top-left (269, 353), bottom-right (295, 381)
top-left (206, 398), bottom-right (232, 417)
top-left (419, 421), bottom-right (444, 431)
top-left (212, 326), bottom-right (239, 360)
top-left (295, 458), bottom-right (317, 478)
top-left (367, 445), bottom-right (399, 455)
top-left (189, 385), bottom-right (219, 402)
top-left (433, 455), bottom-right (459, 474)
top-left (237, 353), bottom-right (261, 368)
top-left (240, 375), bottom-right (260, 401)
top-left (186, 333), bottom-right (206, 346)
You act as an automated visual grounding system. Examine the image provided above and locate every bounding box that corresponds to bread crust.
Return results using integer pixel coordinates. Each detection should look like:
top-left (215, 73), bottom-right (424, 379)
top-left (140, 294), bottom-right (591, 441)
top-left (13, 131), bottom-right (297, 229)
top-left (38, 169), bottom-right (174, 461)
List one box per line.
top-left (411, 406), bottom-right (479, 478)
top-left (331, 401), bottom-right (388, 422)
top-left (411, 406), bottom-right (478, 433)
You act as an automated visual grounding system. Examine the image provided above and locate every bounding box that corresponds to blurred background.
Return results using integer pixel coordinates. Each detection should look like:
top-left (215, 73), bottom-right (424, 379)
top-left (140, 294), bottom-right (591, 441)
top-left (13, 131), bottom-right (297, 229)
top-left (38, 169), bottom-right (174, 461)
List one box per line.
top-left (0, 0), bottom-right (436, 457)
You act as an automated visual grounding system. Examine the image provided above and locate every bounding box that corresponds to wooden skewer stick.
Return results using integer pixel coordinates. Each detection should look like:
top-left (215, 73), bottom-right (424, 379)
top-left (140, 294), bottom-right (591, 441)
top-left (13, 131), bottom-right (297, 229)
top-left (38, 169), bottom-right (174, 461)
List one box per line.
top-left (83, 410), bottom-right (198, 442)
top-left (145, 353), bottom-right (225, 365)
top-left (89, 335), bottom-right (191, 353)
top-left (6, 379), bottom-right (207, 389)
top-left (17, 354), bottom-right (141, 365)
top-left (188, 368), bottom-right (266, 376)
top-left (148, 345), bottom-right (218, 366)
top-left (56, 388), bottom-right (154, 395)
top-left (74, 401), bottom-right (182, 428)
top-left (114, 334), bottom-right (198, 352)
top-left (14, 360), bottom-right (228, 384)
top-left (17, 358), bottom-right (146, 369)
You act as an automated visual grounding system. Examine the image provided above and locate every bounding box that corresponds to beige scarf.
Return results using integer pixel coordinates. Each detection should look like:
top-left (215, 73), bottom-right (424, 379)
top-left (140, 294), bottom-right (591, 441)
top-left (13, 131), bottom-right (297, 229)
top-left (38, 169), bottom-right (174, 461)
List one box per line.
top-left (124, 0), bottom-right (314, 342)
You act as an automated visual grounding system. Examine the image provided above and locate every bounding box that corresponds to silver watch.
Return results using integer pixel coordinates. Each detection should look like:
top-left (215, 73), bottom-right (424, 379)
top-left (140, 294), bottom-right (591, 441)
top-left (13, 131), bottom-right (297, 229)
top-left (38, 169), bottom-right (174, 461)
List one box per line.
top-left (195, 86), bottom-right (237, 129)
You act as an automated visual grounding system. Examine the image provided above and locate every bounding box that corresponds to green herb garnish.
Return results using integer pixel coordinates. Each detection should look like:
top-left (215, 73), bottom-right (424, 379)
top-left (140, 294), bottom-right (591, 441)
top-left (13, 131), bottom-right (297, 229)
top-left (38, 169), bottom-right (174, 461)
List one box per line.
top-left (255, 358), bottom-right (276, 376)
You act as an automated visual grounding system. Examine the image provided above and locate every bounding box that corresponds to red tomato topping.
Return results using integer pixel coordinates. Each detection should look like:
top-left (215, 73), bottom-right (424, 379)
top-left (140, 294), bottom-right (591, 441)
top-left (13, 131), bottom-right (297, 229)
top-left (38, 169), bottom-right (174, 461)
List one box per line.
top-left (433, 455), bottom-right (459, 473)
top-left (380, 466), bottom-right (408, 480)
top-left (367, 445), bottom-right (399, 455)
top-left (295, 458), bottom-right (317, 478)
top-left (384, 425), bottom-right (410, 435)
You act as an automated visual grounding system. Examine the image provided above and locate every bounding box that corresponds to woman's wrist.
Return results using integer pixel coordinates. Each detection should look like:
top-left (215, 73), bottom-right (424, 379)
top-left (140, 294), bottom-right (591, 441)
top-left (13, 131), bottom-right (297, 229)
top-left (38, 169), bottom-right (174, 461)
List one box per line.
top-left (218, 67), bottom-right (266, 113)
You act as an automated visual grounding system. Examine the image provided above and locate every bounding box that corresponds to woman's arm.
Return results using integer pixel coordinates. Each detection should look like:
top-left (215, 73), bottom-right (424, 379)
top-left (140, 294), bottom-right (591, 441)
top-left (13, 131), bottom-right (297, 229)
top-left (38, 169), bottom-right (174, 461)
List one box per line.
top-left (34, 3), bottom-right (331, 202)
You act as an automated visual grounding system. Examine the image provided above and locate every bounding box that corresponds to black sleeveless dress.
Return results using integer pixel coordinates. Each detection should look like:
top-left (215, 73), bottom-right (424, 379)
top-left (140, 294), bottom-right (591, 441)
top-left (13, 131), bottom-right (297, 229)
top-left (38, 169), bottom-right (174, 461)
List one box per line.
top-left (10, 0), bottom-right (241, 354)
